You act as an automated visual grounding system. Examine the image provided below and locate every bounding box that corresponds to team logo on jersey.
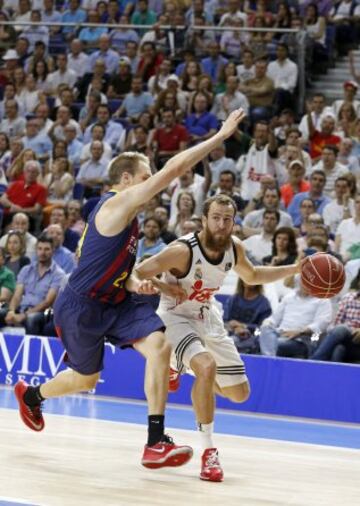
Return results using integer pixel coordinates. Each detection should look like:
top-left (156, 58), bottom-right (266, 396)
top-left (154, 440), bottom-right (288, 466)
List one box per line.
top-left (189, 279), bottom-right (219, 302)
top-left (196, 259), bottom-right (202, 264)
top-left (225, 262), bottom-right (232, 271)
top-left (194, 267), bottom-right (202, 280)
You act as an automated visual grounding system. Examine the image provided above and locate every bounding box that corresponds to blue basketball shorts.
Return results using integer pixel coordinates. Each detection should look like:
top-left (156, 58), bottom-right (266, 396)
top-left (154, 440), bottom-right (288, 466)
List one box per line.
top-left (54, 284), bottom-right (165, 375)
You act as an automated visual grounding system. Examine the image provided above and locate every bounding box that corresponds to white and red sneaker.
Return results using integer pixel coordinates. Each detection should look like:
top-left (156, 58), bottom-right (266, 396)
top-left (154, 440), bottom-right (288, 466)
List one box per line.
top-left (168, 367), bottom-right (180, 393)
top-left (200, 448), bottom-right (224, 482)
top-left (14, 380), bottom-right (44, 432)
top-left (141, 434), bottom-right (193, 469)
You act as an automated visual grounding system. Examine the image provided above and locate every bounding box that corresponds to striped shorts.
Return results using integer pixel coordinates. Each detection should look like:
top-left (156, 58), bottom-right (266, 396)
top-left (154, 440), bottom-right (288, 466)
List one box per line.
top-left (159, 312), bottom-right (248, 388)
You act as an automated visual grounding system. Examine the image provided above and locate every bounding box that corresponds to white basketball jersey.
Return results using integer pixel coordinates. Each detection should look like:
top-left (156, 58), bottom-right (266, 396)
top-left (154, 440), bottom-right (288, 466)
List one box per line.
top-left (157, 232), bottom-right (236, 323)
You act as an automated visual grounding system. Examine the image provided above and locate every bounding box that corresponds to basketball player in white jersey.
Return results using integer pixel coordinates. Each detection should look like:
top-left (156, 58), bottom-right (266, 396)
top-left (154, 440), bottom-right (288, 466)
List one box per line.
top-left (133, 194), bottom-right (300, 482)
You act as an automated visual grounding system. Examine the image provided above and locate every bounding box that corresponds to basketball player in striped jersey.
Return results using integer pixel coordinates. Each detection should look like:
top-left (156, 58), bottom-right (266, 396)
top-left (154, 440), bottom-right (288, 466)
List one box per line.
top-left (14, 109), bottom-right (247, 470)
top-left (133, 194), bottom-right (300, 480)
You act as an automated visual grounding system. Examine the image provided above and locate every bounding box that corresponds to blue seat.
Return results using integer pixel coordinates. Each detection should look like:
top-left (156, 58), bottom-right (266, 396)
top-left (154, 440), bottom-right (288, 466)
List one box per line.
top-left (108, 99), bottom-right (122, 114)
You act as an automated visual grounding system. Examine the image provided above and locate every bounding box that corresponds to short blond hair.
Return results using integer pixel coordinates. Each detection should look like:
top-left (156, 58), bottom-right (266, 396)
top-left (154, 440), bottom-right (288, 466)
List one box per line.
top-left (108, 152), bottom-right (149, 185)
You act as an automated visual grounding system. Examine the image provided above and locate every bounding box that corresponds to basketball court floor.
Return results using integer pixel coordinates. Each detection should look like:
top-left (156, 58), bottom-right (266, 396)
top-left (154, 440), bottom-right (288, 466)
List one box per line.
top-left (0, 385), bottom-right (359, 506)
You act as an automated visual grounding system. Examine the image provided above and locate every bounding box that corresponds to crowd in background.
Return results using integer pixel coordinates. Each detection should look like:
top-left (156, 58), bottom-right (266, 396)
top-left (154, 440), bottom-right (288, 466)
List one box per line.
top-left (1, 0), bottom-right (360, 364)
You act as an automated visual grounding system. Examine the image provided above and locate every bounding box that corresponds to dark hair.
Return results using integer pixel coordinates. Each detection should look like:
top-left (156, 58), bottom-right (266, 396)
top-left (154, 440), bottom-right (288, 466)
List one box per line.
top-left (285, 127), bottom-right (301, 138)
top-left (272, 227), bottom-right (297, 256)
top-left (219, 170), bottom-right (236, 183)
top-left (322, 144), bottom-right (338, 156)
top-left (143, 216), bottom-right (162, 228)
top-left (310, 169), bottom-right (326, 182)
top-left (0, 132), bottom-right (10, 152)
top-left (91, 122), bottom-right (105, 134)
top-left (37, 234), bottom-right (54, 248)
top-left (0, 246), bottom-right (5, 259)
top-left (5, 230), bottom-right (26, 256)
top-left (263, 209), bottom-right (280, 223)
top-left (235, 277), bottom-right (263, 296)
top-left (300, 198), bottom-right (315, 209)
top-left (51, 205), bottom-right (68, 219)
top-left (277, 43), bottom-right (289, 54)
top-left (335, 176), bottom-right (350, 186)
top-left (176, 191), bottom-right (196, 214)
top-left (202, 194), bottom-right (237, 218)
top-left (32, 59), bottom-right (49, 81)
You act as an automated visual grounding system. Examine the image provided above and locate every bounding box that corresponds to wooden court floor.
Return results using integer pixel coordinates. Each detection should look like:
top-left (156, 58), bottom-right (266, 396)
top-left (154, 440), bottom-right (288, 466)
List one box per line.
top-left (0, 408), bottom-right (359, 506)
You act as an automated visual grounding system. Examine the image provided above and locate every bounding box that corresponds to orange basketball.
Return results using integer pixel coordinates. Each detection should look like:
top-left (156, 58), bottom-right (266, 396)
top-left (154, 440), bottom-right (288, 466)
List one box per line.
top-left (300, 253), bottom-right (345, 299)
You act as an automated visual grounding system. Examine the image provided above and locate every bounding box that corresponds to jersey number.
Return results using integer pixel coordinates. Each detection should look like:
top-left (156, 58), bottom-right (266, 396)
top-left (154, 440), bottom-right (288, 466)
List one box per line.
top-left (113, 271), bottom-right (128, 287)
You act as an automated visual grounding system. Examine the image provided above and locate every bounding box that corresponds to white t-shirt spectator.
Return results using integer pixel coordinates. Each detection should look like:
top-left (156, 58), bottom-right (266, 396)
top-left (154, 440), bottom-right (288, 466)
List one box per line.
top-left (323, 199), bottom-right (355, 234)
top-left (243, 209), bottom-right (293, 229)
top-left (243, 234), bottom-right (272, 263)
top-left (336, 217), bottom-right (360, 257)
top-left (237, 144), bottom-right (277, 200)
top-left (267, 59), bottom-right (298, 93)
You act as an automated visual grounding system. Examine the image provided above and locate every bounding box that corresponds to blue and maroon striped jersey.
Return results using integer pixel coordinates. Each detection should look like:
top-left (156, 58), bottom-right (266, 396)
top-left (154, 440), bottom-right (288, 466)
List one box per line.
top-left (69, 191), bottom-right (139, 304)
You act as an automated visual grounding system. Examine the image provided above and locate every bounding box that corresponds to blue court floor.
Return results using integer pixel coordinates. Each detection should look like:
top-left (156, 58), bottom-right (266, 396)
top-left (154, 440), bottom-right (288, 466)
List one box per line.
top-left (1, 385), bottom-right (359, 451)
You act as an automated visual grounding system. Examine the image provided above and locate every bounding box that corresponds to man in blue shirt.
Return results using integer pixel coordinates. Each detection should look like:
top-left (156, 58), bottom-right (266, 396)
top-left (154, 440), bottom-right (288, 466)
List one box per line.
top-left (137, 217), bottom-right (166, 260)
top-left (61, 0), bottom-right (87, 39)
top-left (288, 170), bottom-right (331, 227)
top-left (22, 118), bottom-right (53, 162)
top-left (0, 235), bottom-right (65, 334)
top-left (114, 76), bottom-right (154, 121)
top-left (46, 224), bottom-right (77, 274)
top-left (83, 104), bottom-right (126, 153)
top-left (87, 34), bottom-right (121, 75)
top-left (185, 92), bottom-right (218, 143)
top-left (201, 41), bottom-right (228, 84)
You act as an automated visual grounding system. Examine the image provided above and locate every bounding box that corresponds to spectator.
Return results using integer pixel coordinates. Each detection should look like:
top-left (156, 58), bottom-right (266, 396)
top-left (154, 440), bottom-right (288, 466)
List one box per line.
top-left (49, 106), bottom-right (82, 143)
top-left (78, 91), bottom-right (103, 132)
top-left (224, 278), bottom-right (272, 354)
top-left (243, 187), bottom-right (292, 235)
top-left (0, 161), bottom-right (47, 229)
top-left (127, 125), bottom-right (152, 157)
top-left (78, 10), bottom-right (107, 47)
top-left (169, 191), bottom-right (196, 237)
top-left (6, 147), bottom-right (36, 182)
top-left (310, 145), bottom-right (348, 197)
top-left (107, 57), bottom-right (133, 99)
top-left (131, 0), bottom-right (157, 30)
top-left (298, 93), bottom-right (332, 141)
top-left (25, 40), bottom-right (55, 75)
top-left (42, 0), bottom-right (62, 33)
top-left (211, 76), bottom-right (249, 121)
top-left (61, 0), bottom-right (87, 40)
top-left (46, 54), bottom-right (78, 96)
top-left (236, 49), bottom-right (255, 84)
top-left (148, 59), bottom-right (177, 96)
top-left (0, 246), bottom-right (15, 306)
top-left (243, 209), bottom-right (280, 263)
top-left (49, 207), bottom-right (80, 253)
top-left (80, 123), bottom-right (112, 165)
top-left (337, 137), bottom-right (360, 174)
top-left (87, 34), bottom-right (121, 75)
top-left (125, 40), bottom-right (140, 74)
top-left (17, 74), bottom-right (42, 115)
top-left (114, 77), bottom-right (154, 122)
top-left (296, 198), bottom-right (316, 235)
top-left (21, 10), bottom-right (49, 53)
top-left (332, 80), bottom-right (360, 118)
top-left (137, 217), bottom-right (166, 259)
top-left (152, 109), bottom-right (189, 166)
top-left (4, 230), bottom-right (30, 277)
top-left (210, 170), bottom-right (246, 214)
top-left (137, 41), bottom-right (164, 81)
top-left (220, 18), bottom-right (249, 60)
top-left (323, 176), bottom-right (354, 234)
top-left (0, 212), bottom-right (37, 258)
top-left (267, 43), bottom-right (298, 114)
top-left (76, 141), bottom-right (109, 198)
top-left (307, 109), bottom-right (342, 161)
top-left (236, 121), bottom-right (278, 201)
top-left (153, 206), bottom-right (178, 244)
top-left (66, 200), bottom-right (86, 236)
top-left (67, 39), bottom-right (90, 80)
top-left (45, 224), bottom-right (76, 274)
top-left (32, 59), bottom-right (50, 93)
top-left (335, 194), bottom-right (360, 260)
top-left (185, 14), bottom-right (216, 57)
top-left (239, 58), bottom-right (275, 122)
top-left (35, 103), bottom-right (53, 136)
top-left (109, 15), bottom-right (139, 54)
top-left (263, 227), bottom-right (298, 266)
top-left (21, 117), bottom-right (52, 163)
top-left (168, 164), bottom-right (211, 218)
top-left (288, 170), bottom-right (331, 226)
top-left (201, 41), bottom-right (228, 84)
top-left (259, 280), bottom-right (332, 358)
top-left (208, 144), bottom-right (237, 185)
top-left (43, 158), bottom-right (75, 206)
top-left (0, 100), bottom-right (26, 140)
top-left (84, 104), bottom-right (126, 152)
top-left (13, 0), bottom-right (31, 32)
top-left (0, 235), bottom-right (65, 335)
top-left (310, 281), bottom-right (360, 363)
top-left (63, 124), bottom-right (84, 168)
top-left (280, 160), bottom-right (310, 208)
top-left (185, 92), bottom-right (218, 144)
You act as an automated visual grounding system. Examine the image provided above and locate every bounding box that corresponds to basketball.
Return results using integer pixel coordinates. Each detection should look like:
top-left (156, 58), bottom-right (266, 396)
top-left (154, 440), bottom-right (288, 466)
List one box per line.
top-left (301, 253), bottom-right (345, 299)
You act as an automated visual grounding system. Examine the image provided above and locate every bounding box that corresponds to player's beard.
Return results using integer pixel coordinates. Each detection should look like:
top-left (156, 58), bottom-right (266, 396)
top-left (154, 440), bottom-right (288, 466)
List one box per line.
top-left (203, 225), bottom-right (232, 253)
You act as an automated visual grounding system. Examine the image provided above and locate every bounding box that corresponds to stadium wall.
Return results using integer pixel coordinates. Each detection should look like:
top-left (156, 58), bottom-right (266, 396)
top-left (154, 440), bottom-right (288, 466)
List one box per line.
top-left (0, 333), bottom-right (359, 424)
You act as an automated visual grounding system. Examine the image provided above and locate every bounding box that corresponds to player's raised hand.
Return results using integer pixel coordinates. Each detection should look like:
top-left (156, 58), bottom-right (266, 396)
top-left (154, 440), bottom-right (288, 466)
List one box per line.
top-left (219, 108), bottom-right (246, 139)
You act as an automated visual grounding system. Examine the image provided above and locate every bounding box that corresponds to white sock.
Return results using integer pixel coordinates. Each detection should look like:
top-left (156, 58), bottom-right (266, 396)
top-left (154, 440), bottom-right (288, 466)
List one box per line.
top-left (198, 422), bottom-right (214, 450)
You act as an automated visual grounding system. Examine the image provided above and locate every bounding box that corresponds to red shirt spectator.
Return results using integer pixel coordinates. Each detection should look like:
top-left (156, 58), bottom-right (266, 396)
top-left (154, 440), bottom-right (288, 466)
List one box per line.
top-left (153, 110), bottom-right (189, 154)
top-left (310, 130), bottom-right (341, 160)
top-left (137, 41), bottom-right (164, 81)
top-left (0, 160), bottom-right (47, 215)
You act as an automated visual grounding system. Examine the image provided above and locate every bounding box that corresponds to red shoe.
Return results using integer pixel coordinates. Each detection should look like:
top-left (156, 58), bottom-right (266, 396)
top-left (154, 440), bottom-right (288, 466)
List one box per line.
top-left (141, 434), bottom-right (193, 469)
top-left (168, 367), bottom-right (180, 393)
top-left (14, 380), bottom-right (44, 432)
top-left (200, 448), bottom-right (224, 482)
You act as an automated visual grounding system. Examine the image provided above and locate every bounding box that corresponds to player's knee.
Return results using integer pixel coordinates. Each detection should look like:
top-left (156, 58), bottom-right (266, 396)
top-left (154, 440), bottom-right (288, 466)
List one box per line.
top-left (150, 332), bottom-right (172, 360)
top-left (192, 354), bottom-right (216, 382)
top-left (226, 382), bottom-right (250, 403)
top-left (74, 372), bottom-right (99, 391)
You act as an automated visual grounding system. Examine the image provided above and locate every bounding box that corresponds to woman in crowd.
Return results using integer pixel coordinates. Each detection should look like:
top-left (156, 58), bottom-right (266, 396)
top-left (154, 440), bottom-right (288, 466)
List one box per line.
top-left (263, 227), bottom-right (298, 266)
top-left (6, 148), bottom-right (36, 181)
top-left (169, 191), bottom-right (196, 237)
top-left (32, 59), bottom-right (50, 93)
top-left (224, 278), bottom-right (272, 354)
top-left (4, 231), bottom-right (30, 277)
top-left (180, 61), bottom-right (202, 93)
top-left (215, 61), bottom-right (238, 94)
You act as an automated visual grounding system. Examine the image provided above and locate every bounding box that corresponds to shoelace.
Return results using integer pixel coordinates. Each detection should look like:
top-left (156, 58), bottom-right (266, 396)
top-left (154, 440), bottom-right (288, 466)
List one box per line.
top-left (205, 451), bottom-right (220, 469)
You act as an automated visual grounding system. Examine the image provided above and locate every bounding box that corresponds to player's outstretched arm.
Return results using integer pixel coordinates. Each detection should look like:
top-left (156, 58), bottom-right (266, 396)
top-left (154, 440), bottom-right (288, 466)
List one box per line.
top-left (134, 242), bottom-right (190, 280)
top-left (232, 237), bottom-right (300, 284)
top-left (126, 109), bottom-right (246, 210)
